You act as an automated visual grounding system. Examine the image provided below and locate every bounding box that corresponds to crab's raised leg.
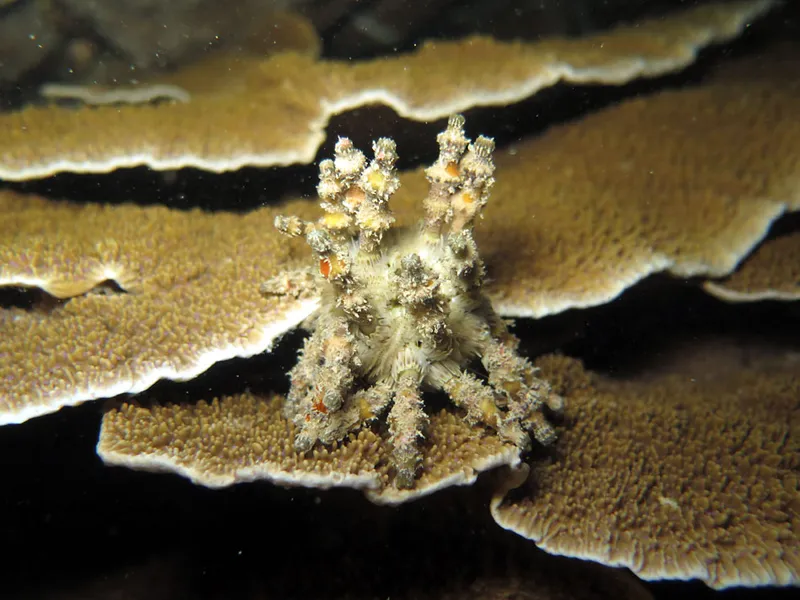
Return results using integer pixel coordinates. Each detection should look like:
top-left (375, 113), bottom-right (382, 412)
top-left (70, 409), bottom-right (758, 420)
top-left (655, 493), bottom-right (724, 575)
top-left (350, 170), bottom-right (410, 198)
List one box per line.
top-left (423, 114), bottom-right (495, 237)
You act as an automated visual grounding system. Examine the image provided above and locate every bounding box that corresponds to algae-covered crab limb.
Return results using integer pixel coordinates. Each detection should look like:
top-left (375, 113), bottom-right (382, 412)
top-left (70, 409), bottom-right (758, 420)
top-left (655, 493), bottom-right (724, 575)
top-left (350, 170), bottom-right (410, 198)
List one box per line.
top-left (270, 115), bottom-right (563, 488)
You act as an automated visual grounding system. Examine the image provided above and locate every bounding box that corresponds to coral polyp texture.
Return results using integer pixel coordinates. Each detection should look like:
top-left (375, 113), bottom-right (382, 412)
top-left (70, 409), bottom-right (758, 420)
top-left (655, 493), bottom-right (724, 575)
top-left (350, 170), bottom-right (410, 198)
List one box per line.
top-left (491, 348), bottom-right (800, 589)
top-left (0, 0), bottom-right (775, 180)
top-left (270, 116), bottom-right (563, 487)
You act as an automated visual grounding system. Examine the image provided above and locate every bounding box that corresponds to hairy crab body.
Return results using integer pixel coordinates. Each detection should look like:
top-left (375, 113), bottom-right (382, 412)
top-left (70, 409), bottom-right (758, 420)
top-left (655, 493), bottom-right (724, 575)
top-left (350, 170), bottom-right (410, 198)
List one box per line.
top-left (270, 116), bottom-right (562, 488)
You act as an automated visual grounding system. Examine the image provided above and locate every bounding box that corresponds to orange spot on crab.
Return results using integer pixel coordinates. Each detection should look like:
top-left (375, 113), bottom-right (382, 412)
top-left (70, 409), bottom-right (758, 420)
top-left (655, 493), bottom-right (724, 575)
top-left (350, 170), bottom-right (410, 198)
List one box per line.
top-left (319, 258), bottom-right (331, 278)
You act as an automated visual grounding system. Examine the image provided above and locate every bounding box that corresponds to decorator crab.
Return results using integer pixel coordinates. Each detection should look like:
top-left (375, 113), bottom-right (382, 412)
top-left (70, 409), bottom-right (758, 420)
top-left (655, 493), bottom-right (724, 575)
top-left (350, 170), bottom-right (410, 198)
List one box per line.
top-left (271, 115), bottom-right (563, 488)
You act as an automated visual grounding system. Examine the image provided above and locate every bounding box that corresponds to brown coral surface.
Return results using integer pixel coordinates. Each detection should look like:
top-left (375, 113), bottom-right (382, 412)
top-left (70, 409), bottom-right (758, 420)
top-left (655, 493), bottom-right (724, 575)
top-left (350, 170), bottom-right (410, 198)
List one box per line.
top-left (98, 393), bottom-right (521, 505)
top-left (491, 350), bottom-right (800, 589)
top-left (0, 191), bottom-right (320, 425)
top-left (0, 0), bottom-right (774, 180)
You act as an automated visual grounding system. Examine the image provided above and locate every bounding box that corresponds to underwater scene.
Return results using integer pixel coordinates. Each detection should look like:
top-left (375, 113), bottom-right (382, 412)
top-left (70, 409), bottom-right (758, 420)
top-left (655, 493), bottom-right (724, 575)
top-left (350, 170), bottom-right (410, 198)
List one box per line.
top-left (0, 0), bottom-right (798, 598)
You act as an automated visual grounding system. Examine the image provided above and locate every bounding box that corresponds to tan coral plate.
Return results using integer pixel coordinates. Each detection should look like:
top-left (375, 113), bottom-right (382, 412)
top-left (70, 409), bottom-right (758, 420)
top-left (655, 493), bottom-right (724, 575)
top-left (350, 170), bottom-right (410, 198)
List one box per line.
top-left (491, 353), bottom-right (800, 590)
top-left (98, 395), bottom-right (521, 505)
top-left (0, 0), bottom-right (775, 180)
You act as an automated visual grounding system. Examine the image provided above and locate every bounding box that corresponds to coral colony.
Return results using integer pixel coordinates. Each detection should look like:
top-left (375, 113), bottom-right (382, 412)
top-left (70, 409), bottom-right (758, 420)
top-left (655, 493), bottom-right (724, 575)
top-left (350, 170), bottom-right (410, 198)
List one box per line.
top-left (272, 116), bottom-right (563, 488)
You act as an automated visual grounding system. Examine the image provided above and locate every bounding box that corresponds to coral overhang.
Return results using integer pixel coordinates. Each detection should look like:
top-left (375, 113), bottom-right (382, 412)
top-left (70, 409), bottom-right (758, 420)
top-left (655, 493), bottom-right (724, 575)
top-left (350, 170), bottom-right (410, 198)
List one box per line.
top-left (270, 115), bottom-right (563, 488)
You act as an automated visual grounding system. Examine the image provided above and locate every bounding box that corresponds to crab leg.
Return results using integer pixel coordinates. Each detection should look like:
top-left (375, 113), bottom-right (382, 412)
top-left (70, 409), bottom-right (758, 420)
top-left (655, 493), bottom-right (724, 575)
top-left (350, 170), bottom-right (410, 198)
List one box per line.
top-left (481, 335), bottom-right (562, 446)
top-left (388, 370), bottom-right (428, 488)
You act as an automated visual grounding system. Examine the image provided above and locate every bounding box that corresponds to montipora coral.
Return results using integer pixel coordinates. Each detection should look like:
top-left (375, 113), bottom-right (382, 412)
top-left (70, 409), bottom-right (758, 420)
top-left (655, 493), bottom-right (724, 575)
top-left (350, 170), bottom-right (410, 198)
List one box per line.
top-left (272, 116), bottom-right (563, 488)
